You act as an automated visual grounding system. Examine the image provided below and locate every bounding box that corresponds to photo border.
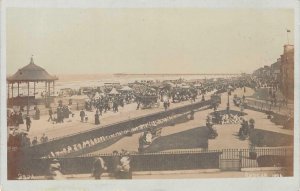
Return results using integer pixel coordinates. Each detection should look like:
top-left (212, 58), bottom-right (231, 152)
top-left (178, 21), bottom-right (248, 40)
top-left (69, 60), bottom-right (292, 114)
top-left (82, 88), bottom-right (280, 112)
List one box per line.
top-left (1, 0), bottom-right (299, 191)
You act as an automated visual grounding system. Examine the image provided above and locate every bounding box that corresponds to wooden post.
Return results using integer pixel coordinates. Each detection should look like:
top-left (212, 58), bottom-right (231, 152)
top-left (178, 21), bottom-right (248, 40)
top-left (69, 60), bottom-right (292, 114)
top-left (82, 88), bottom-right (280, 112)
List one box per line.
top-left (11, 83), bottom-right (14, 98)
top-left (53, 81), bottom-right (55, 96)
top-left (45, 81), bottom-right (47, 93)
top-left (27, 82), bottom-right (30, 115)
top-left (48, 81), bottom-right (50, 96)
top-left (45, 81), bottom-right (47, 107)
top-left (33, 82), bottom-right (36, 97)
top-left (17, 82), bottom-right (19, 96)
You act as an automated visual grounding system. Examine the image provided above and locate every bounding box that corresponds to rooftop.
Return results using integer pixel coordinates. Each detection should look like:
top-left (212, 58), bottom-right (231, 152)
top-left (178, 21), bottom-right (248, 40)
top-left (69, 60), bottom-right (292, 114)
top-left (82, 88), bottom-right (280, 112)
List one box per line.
top-left (7, 57), bottom-right (58, 82)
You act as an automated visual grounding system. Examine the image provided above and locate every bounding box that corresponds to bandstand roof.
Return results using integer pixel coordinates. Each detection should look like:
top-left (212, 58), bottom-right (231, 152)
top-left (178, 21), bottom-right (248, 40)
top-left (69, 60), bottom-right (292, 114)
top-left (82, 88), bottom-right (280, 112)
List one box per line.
top-left (7, 57), bottom-right (58, 83)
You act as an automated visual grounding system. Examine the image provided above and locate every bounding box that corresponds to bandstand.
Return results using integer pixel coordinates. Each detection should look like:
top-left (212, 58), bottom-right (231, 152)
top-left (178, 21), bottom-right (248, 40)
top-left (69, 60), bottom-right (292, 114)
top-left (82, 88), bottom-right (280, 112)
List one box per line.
top-left (7, 57), bottom-right (58, 114)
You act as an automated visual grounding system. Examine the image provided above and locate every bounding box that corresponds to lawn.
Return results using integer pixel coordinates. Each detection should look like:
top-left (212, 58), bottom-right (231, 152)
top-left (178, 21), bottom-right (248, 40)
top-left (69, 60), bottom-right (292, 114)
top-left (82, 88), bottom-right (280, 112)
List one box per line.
top-left (144, 126), bottom-right (209, 153)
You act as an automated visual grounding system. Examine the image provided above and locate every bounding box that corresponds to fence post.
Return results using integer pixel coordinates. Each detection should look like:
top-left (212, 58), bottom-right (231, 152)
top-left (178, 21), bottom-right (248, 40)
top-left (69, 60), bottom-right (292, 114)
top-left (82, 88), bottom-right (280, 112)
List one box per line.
top-left (239, 149), bottom-right (242, 170)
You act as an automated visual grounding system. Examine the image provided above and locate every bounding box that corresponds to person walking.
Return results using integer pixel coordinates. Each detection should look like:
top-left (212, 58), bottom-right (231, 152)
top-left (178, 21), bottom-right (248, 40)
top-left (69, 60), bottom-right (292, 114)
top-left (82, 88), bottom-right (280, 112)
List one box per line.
top-left (35, 107), bottom-right (40, 120)
top-left (119, 152), bottom-right (132, 179)
top-left (95, 111), bottom-right (100, 125)
top-left (40, 133), bottom-right (49, 143)
top-left (48, 108), bottom-right (53, 122)
top-left (18, 111), bottom-right (24, 125)
top-left (48, 159), bottom-right (64, 180)
top-left (112, 151), bottom-right (121, 179)
top-left (32, 137), bottom-right (38, 146)
top-left (25, 115), bottom-right (31, 132)
top-left (98, 103), bottom-right (103, 116)
top-left (92, 157), bottom-right (107, 179)
top-left (80, 109), bottom-right (85, 122)
top-left (163, 101), bottom-right (168, 111)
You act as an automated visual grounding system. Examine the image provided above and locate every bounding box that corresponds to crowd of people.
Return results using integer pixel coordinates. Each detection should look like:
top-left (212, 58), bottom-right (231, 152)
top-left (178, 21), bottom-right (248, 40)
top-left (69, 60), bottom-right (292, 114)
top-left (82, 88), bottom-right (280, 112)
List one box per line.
top-left (8, 130), bottom-right (49, 148)
top-left (45, 149), bottom-right (133, 180)
top-left (238, 118), bottom-right (255, 139)
top-left (48, 104), bottom-right (73, 124)
top-left (171, 88), bottom-right (197, 103)
top-left (7, 110), bottom-right (32, 131)
top-left (206, 115), bottom-right (218, 139)
top-left (110, 150), bottom-right (132, 179)
top-left (7, 110), bottom-right (24, 127)
top-left (211, 111), bottom-right (245, 125)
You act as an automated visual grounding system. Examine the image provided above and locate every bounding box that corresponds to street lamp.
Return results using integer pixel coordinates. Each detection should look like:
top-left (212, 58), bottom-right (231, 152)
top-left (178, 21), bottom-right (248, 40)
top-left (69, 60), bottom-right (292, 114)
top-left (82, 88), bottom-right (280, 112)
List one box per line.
top-left (227, 85), bottom-right (233, 112)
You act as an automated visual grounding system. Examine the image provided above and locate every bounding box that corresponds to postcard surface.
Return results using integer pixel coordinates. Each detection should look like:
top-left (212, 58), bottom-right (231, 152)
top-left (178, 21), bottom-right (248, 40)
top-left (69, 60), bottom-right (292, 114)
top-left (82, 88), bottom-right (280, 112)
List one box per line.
top-left (0, 0), bottom-right (299, 191)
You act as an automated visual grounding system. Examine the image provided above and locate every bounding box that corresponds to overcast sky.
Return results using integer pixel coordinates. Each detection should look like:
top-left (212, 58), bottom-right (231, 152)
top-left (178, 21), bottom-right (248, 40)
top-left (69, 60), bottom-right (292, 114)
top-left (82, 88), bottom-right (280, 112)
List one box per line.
top-left (6, 8), bottom-right (294, 75)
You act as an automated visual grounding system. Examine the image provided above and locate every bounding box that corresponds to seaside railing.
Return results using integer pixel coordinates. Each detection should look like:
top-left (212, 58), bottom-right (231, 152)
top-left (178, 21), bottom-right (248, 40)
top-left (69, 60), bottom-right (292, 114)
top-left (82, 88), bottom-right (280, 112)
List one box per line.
top-left (8, 147), bottom-right (293, 179)
top-left (245, 98), bottom-right (293, 116)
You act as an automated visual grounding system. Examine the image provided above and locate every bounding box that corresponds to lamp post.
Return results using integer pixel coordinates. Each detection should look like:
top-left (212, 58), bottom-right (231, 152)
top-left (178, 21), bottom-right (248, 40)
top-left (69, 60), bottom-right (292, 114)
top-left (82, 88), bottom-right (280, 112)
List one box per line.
top-left (227, 85), bottom-right (232, 113)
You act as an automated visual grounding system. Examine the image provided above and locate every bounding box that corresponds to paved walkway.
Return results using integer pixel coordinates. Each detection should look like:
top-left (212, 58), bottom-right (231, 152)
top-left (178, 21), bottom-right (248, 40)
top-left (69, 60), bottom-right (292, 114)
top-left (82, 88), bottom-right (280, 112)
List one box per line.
top-left (11, 87), bottom-right (293, 154)
top-left (30, 167), bottom-right (288, 180)
top-left (89, 87), bottom-right (293, 154)
top-left (11, 93), bottom-right (214, 140)
top-left (230, 88), bottom-right (293, 136)
top-left (246, 87), bottom-right (293, 116)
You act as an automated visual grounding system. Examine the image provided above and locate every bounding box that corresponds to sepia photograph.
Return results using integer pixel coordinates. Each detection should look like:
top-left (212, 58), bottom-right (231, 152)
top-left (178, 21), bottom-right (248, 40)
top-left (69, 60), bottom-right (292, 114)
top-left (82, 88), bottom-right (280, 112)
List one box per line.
top-left (1, 0), bottom-right (299, 190)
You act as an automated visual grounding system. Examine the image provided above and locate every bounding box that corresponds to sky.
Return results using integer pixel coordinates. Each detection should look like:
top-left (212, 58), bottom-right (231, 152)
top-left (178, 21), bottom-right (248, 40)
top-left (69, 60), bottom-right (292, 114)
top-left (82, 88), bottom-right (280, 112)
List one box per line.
top-left (6, 8), bottom-right (294, 75)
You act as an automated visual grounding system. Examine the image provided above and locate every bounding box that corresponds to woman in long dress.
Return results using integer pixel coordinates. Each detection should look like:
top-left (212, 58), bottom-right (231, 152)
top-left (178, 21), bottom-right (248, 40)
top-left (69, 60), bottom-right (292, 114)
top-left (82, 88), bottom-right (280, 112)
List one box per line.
top-left (95, 111), bottom-right (100, 125)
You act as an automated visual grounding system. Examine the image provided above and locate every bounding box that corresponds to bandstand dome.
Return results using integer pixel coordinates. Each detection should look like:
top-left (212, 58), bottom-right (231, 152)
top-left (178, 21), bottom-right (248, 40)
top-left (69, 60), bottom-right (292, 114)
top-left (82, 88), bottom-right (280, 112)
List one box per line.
top-left (7, 57), bottom-right (58, 82)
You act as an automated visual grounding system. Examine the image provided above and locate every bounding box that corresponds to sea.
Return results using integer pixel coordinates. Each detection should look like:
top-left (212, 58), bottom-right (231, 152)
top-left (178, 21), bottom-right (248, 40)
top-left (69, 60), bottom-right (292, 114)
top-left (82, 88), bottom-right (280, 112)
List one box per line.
top-left (8, 73), bottom-right (236, 97)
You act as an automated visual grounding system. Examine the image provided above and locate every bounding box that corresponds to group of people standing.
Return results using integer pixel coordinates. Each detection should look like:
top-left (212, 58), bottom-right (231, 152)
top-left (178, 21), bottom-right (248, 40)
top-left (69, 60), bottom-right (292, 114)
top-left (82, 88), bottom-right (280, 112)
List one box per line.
top-left (88, 95), bottom-right (125, 113)
top-left (238, 118), bottom-right (255, 139)
top-left (7, 111), bottom-right (32, 131)
top-left (8, 130), bottom-right (49, 148)
top-left (48, 105), bottom-right (72, 124)
top-left (92, 150), bottom-right (132, 179)
top-left (46, 150), bottom-right (132, 180)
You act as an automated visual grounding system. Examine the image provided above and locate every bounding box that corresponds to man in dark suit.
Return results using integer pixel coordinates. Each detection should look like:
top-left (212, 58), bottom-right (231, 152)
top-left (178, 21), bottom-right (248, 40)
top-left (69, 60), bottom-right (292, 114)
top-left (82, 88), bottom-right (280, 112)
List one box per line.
top-left (25, 115), bottom-right (31, 131)
top-left (80, 109), bottom-right (85, 122)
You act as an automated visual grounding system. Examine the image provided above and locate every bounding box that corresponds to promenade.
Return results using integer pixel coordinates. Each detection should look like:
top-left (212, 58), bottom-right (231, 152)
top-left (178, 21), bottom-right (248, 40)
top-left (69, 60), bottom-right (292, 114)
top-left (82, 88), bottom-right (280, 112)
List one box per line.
top-left (89, 87), bottom-right (293, 154)
top-left (13, 92), bottom-right (214, 140)
top-left (31, 167), bottom-right (288, 180)
top-left (11, 87), bottom-right (293, 155)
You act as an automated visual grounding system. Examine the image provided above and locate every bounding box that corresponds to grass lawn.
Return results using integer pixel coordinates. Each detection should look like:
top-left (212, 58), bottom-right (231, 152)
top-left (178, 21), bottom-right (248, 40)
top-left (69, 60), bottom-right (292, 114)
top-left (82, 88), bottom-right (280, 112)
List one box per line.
top-left (144, 126), bottom-right (209, 153)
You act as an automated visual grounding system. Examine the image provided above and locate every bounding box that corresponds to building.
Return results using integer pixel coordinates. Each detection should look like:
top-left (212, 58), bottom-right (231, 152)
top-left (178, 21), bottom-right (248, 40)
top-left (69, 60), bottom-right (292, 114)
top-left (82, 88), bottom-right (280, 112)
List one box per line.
top-left (7, 57), bottom-right (58, 113)
top-left (253, 65), bottom-right (272, 80)
top-left (280, 44), bottom-right (294, 100)
top-left (271, 58), bottom-right (281, 81)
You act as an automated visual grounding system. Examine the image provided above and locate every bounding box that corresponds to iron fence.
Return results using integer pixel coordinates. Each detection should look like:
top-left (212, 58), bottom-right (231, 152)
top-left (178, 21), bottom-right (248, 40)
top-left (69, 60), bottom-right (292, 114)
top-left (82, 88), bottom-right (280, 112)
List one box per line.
top-left (245, 99), bottom-right (292, 116)
top-left (220, 147), bottom-right (293, 171)
top-left (8, 147), bottom-right (293, 179)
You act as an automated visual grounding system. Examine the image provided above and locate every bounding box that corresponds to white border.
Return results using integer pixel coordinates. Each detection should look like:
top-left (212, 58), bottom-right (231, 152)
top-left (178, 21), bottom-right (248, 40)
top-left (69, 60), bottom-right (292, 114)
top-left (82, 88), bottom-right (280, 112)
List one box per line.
top-left (3, 0), bottom-right (297, 8)
top-left (1, 0), bottom-right (299, 191)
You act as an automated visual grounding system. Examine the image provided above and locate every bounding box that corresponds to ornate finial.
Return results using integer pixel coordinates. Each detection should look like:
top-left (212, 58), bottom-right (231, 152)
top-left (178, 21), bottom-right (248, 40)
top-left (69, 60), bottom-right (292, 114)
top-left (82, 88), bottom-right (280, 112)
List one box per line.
top-left (30, 55), bottom-right (34, 64)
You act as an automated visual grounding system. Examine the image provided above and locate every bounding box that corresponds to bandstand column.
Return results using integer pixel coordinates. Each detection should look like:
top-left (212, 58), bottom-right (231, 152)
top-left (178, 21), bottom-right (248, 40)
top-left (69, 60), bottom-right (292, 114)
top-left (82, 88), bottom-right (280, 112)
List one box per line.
top-left (34, 82), bottom-right (36, 97)
top-left (53, 81), bottom-right (55, 95)
top-left (48, 81), bottom-right (50, 96)
top-left (45, 81), bottom-right (47, 93)
top-left (45, 81), bottom-right (48, 106)
top-left (11, 83), bottom-right (14, 98)
top-left (27, 82), bottom-right (30, 115)
top-left (17, 82), bottom-right (19, 96)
